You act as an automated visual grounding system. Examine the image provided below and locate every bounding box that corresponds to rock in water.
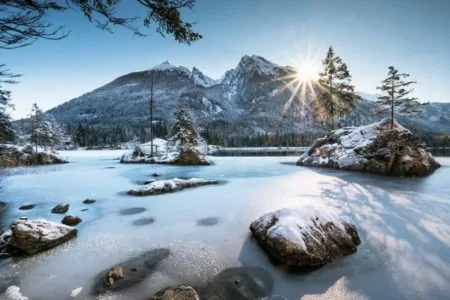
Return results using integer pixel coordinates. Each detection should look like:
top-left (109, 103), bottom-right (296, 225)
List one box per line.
top-left (297, 119), bottom-right (440, 176)
top-left (149, 285), bottom-right (200, 300)
top-left (197, 267), bottom-right (274, 300)
top-left (93, 248), bottom-right (170, 295)
top-left (62, 215), bottom-right (82, 226)
top-left (128, 178), bottom-right (219, 196)
top-left (18, 203), bottom-right (35, 210)
top-left (250, 206), bottom-right (361, 268)
top-left (51, 203), bottom-right (69, 214)
top-left (83, 198), bottom-right (95, 204)
top-left (10, 219), bottom-right (77, 255)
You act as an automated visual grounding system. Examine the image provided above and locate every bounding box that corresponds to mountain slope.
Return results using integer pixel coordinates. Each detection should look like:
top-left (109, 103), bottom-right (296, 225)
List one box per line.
top-left (45, 56), bottom-right (450, 143)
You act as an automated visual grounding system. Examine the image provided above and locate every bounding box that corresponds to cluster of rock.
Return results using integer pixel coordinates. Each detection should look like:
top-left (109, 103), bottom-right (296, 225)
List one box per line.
top-left (0, 144), bottom-right (67, 168)
top-left (0, 198), bottom-right (97, 258)
top-left (250, 205), bottom-right (361, 268)
top-left (121, 109), bottom-right (211, 165)
top-left (128, 178), bottom-right (219, 196)
top-left (297, 119), bottom-right (440, 176)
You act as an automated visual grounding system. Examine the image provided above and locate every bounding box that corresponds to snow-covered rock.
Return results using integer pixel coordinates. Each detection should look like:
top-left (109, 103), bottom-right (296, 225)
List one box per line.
top-left (1, 286), bottom-right (29, 300)
top-left (10, 219), bottom-right (77, 254)
top-left (250, 205), bottom-right (361, 268)
top-left (297, 119), bottom-right (441, 176)
top-left (0, 144), bottom-right (67, 168)
top-left (70, 287), bottom-right (82, 298)
top-left (149, 285), bottom-right (200, 300)
top-left (128, 178), bottom-right (219, 196)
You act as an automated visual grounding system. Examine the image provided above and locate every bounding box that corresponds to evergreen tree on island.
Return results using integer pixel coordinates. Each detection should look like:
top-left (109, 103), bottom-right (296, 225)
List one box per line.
top-left (166, 107), bottom-right (210, 165)
top-left (28, 103), bottom-right (53, 152)
top-left (313, 46), bottom-right (357, 130)
top-left (376, 66), bottom-right (419, 129)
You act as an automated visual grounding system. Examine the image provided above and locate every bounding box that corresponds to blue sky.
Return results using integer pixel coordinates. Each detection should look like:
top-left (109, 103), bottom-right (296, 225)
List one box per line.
top-left (3, 0), bottom-right (450, 119)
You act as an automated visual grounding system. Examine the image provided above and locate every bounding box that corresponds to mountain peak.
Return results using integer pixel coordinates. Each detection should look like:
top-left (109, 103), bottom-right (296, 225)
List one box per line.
top-left (150, 61), bottom-right (191, 76)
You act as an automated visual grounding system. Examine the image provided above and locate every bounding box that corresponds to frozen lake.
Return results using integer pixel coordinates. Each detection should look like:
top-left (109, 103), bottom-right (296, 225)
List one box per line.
top-left (0, 151), bottom-right (450, 299)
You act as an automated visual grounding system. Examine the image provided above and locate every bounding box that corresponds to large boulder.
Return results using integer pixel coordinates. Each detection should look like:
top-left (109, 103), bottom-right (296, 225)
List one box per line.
top-left (297, 119), bottom-right (440, 176)
top-left (127, 178), bottom-right (219, 196)
top-left (93, 248), bottom-right (170, 295)
top-left (250, 205), bottom-right (361, 268)
top-left (10, 219), bottom-right (77, 255)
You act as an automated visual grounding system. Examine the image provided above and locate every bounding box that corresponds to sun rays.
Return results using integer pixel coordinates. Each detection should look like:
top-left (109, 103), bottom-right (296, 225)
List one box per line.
top-left (278, 57), bottom-right (321, 116)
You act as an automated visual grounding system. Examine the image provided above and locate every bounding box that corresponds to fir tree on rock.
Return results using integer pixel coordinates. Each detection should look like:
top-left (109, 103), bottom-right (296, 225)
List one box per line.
top-left (376, 66), bottom-right (419, 129)
top-left (313, 46), bottom-right (358, 130)
top-left (165, 107), bottom-right (210, 165)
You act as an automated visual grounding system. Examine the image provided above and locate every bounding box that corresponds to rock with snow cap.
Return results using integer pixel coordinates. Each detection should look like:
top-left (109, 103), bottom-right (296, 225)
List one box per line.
top-left (297, 119), bottom-right (440, 176)
top-left (128, 178), bottom-right (219, 196)
top-left (250, 205), bottom-right (361, 268)
top-left (10, 219), bottom-right (77, 254)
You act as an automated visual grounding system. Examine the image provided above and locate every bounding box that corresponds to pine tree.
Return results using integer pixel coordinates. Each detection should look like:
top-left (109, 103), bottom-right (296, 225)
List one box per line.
top-left (28, 103), bottom-right (52, 152)
top-left (376, 66), bottom-right (418, 129)
top-left (166, 107), bottom-right (207, 158)
top-left (313, 46), bottom-right (357, 130)
top-left (0, 65), bottom-right (19, 143)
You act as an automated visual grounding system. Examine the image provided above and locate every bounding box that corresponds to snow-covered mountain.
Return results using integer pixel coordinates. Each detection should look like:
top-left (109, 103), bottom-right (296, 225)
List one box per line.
top-left (45, 55), bottom-right (450, 140)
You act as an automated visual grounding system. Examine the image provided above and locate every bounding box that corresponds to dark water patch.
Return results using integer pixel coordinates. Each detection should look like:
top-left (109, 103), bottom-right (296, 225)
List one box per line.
top-left (196, 217), bottom-right (219, 226)
top-left (92, 248), bottom-right (170, 295)
top-left (279, 161), bottom-right (298, 166)
top-left (132, 217), bottom-right (155, 226)
top-left (118, 207), bottom-right (146, 216)
top-left (104, 166), bottom-right (116, 169)
top-left (195, 266), bottom-right (274, 300)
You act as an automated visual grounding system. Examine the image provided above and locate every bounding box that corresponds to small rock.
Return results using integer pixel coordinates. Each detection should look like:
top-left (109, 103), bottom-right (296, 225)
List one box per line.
top-left (81, 208), bottom-right (88, 212)
top-left (196, 217), bottom-right (219, 227)
top-left (83, 198), bottom-right (95, 204)
top-left (19, 217), bottom-right (28, 220)
top-left (104, 266), bottom-right (124, 287)
top-left (143, 179), bottom-right (156, 185)
top-left (51, 203), bottom-right (69, 214)
top-left (19, 204), bottom-right (35, 210)
top-left (62, 215), bottom-right (82, 226)
top-left (150, 285), bottom-right (200, 300)
top-left (152, 173), bottom-right (162, 177)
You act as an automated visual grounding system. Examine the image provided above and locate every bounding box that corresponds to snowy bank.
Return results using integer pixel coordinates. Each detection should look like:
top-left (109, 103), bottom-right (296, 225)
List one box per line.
top-left (297, 119), bottom-right (440, 176)
top-left (250, 205), bottom-right (361, 267)
top-left (127, 178), bottom-right (219, 196)
top-left (10, 219), bottom-right (77, 255)
top-left (0, 144), bottom-right (67, 168)
top-left (1, 286), bottom-right (29, 300)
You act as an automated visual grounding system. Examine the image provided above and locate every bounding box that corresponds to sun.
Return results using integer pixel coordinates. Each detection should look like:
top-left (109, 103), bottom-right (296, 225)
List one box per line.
top-left (295, 61), bottom-right (320, 83)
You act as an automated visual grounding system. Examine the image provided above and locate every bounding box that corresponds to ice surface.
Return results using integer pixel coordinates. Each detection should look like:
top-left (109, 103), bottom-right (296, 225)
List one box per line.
top-left (0, 155), bottom-right (449, 299)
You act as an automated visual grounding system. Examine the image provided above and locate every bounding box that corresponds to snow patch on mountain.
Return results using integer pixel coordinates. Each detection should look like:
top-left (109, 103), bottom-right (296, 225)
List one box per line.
top-left (150, 61), bottom-right (191, 76)
top-left (191, 67), bottom-right (216, 88)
